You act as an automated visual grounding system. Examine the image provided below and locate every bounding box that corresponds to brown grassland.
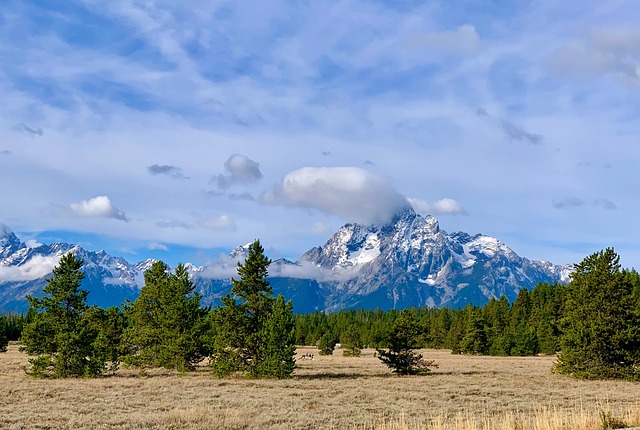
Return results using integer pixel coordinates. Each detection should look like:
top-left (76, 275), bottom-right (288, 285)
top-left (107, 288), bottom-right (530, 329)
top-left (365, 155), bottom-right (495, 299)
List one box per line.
top-left (1, 343), bottom-right (639, 430)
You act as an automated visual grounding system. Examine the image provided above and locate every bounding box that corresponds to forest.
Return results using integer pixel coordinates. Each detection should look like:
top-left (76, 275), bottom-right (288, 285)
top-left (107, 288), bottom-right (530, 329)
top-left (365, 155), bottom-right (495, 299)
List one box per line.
top-left (1, 247), bottom-right (639, 380)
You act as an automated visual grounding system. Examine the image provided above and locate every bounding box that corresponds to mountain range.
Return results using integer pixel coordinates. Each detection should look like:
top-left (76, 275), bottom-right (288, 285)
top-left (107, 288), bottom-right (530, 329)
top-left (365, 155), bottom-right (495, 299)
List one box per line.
top-left (0, 208), bottom-right (572, 313)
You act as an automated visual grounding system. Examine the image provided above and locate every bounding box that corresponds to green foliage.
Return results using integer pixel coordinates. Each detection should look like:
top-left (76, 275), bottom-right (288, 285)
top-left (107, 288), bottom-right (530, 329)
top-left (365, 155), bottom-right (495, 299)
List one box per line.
top-left (210, 240), bottom-right (296, 379)
top-left (0, 315), bottom-right (8, 352)
top-left (20, 253), bottom-right (108, 377)
top-left (341, 326), bottom-right (363, 357)
top-left (316, 332), bottom-right (337, 355)
top-left (554, 248), bottom-right (640, 380)
top-left (123, 261), bottom-right (209, 372)
top-left (255, 295), bottom-right (297, 378)
top-left (377, 310), bottom-right (435, 375)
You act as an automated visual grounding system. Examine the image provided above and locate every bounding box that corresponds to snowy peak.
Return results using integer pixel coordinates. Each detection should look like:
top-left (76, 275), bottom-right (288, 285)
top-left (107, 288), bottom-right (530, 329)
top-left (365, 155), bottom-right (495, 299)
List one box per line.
top-left (300, 208), bottom-right (571, 309)
top-left (0, 223), bottom-right (25, 259)
top-left (229, 243), bottom-right (252, 259)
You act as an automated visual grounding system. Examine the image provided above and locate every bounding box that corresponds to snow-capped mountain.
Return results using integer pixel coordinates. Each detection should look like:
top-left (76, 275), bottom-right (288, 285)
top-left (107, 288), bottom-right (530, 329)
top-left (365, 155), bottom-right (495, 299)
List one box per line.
top-left (0, 224), bottom-right (149, 312)
top-left (0, 211), bottom-right (572, 313)
top-left (298, 207), bottom-right (572, 310)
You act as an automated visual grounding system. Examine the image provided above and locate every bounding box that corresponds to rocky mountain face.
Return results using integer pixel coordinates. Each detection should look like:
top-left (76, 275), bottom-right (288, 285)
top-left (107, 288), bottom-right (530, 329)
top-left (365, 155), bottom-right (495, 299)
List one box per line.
top-left (0, 211), bottom-right (572, 313)
top-left (0, 224), bottom-right (152, 312)
top-left (296, 208), bottom-right (571, 311)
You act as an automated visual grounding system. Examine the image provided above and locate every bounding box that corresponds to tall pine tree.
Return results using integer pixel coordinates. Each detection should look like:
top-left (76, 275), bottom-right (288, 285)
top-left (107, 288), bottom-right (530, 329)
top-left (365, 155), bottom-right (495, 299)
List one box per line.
top-left (554, 248), bottom-right (640, 379)
top-left (21, 253), bottom-right (107, 377)
top-left (210, 240), bottom-right (296, 378)
top-left (124, 261), bottom-right (209, 372)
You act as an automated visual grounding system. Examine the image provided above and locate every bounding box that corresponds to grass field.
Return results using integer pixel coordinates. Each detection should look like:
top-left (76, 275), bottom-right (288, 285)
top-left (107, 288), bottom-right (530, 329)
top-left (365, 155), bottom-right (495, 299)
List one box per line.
top-left (1, 343), bottom-right (639, 429)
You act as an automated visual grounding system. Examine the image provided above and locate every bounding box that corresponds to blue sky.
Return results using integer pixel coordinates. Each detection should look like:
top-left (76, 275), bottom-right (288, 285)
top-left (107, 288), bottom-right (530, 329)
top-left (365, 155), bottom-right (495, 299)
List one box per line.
top-left (1, 0), bottom-right (639, 268)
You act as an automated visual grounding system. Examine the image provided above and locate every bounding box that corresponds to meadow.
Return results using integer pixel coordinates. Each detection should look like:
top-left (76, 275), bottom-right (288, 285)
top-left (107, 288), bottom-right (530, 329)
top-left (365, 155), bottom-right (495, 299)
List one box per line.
top-left (1, 344), bottom-right (639, 430)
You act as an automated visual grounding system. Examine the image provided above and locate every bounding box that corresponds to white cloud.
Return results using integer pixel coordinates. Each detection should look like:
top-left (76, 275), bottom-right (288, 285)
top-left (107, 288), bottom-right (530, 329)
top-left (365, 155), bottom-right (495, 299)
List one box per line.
top-left (261, 167), bottom-right (409, 225)
top-left (148, 242), bottom-right (169, 251)
top-left (69, 196), bottom-right (128, 221)
top-left (25, 239), bottom-right (43, 248)
top-left (408, 197), bottom-right (468, 216)
top-left (0, 254), bottom-right (61, 282)
top-left (214, 154), bottom-right (263, 189)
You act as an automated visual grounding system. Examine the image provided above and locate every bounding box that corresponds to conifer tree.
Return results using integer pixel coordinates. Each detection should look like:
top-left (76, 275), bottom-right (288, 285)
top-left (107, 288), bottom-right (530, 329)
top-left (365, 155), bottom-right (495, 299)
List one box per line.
top-left (21, 252), bottom-right (107, 377)
top-left (124, 261), bottom-right (208, 372)
top-left (554, 248), bottom-right (640, 379)
top-left (210, 240), bottom-right (296, 378)
top-left (0, 315), bottom-right (8, 352)
top-left (256, 295), bottom-right (296, 378)
top-left (377, 310), bottom-right (435, 375)
top-left (317, 331), bottom-right (337, 355)
top-left (341, 326), bottom-right (363, 357)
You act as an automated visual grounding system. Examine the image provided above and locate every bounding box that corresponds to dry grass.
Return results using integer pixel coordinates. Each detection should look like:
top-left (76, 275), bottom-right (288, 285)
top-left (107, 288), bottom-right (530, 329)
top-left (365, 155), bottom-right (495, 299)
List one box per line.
top-left (1, 343), bottom-right (639, 429)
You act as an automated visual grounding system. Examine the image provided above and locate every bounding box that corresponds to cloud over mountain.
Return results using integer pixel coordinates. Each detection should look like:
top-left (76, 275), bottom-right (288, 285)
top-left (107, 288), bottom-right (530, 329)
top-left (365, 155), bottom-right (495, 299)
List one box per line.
top-left (261, 167), bottom-right (410, 225)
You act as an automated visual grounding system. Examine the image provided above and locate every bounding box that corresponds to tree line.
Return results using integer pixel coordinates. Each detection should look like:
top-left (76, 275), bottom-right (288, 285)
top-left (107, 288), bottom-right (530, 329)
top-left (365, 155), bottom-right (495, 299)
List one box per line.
top-left (1, 247), bottom-right (639, 380)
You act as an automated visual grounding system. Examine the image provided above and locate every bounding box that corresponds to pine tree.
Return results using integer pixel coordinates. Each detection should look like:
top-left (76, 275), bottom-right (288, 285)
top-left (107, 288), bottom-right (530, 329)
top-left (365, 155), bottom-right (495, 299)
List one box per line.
top-left (317, 331), bottom-right (337, 355)
top-left (554, 248), bottom-right (640, 379)
top-left (210, 240), bottom-right (296, 378)
top-left (20, 252), bottom-right (107, 377)
top-left (460, 306), bottom-right (489, 355)
top-left (256, 295), bottom-right (296, 378)
top-left (124, 261), bottom-right (208, 372)
top-left (341, 326), bottom-right (363, 357)
top-left (0, 315), bottom-right (8, 352)
top-left (377, 310), bottom-right (436, 375)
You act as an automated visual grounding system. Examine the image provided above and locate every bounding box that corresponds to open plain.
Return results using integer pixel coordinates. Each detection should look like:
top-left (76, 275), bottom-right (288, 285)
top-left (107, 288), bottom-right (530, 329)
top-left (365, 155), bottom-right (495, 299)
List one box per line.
top-left (1, 344), bottom-right (639, 430)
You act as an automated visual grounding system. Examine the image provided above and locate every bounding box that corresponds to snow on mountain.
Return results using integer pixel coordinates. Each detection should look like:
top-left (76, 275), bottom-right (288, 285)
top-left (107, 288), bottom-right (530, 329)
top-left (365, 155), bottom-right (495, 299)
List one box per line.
top-left (0, 211), bottom-right (572, 313)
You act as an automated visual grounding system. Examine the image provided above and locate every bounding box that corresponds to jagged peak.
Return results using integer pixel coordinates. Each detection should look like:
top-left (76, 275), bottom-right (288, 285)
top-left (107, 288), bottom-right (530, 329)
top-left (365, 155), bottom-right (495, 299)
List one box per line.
top-left (0, 223), bottom-right (14, 237)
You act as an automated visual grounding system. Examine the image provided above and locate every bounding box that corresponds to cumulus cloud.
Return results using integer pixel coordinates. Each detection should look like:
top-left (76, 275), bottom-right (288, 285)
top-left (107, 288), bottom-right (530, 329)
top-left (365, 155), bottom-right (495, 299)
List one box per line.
top-left (156, 220), bottom-right (194, 229)
top-left (69, 196), bottom-right (128, 221)
top-left (213, 154), bottom-right (263, 190)
top-left (408, 197), bottom-right (468, 216)
top-left (501, 120), bottom-right (544, 145)
top-left (406, 24), bottom-right (480, 54)
top-left (552, 197), bottom-right (586, 209)
top-left (147, 164), bottom-right (188, 179)
top-left (0, 254), bottom-right (61, 282)
top-left (261, 167), bottom-right (409, 225)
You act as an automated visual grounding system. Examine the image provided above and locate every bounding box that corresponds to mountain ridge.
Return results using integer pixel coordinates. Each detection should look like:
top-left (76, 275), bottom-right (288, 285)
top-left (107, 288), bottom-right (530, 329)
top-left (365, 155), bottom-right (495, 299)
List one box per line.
top-left (0, 210), bottom-right (572, 312)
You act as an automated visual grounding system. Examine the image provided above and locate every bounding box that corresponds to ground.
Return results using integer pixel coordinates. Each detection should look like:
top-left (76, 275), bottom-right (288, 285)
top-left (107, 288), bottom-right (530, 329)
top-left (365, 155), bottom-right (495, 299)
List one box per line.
top-left (1, 344), bottom-right (639, 429)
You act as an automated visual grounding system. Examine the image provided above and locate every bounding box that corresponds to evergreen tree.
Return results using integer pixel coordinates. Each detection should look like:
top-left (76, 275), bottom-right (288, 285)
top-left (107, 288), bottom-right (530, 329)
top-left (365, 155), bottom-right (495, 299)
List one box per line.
top-left (317, 331), bottom-right (337, 355)
top-left (20, 252), bottom-right (107, 377)
top-left (0, 315), bottom-right (8, 352)
top-left (377, 310), bottom-right (436, 375)
top-left (210, 240), bottom-right (296, 378)
top-left (460, 306), bottom-right (489, 354)
top-left (554, 248), bottom-right (640, 380)
top-left (124, 261), bottom-right (208, 372)
top-left (255, 295), bottom-right (296, 378)
top-left (341, 326), bottom-right (363, 357)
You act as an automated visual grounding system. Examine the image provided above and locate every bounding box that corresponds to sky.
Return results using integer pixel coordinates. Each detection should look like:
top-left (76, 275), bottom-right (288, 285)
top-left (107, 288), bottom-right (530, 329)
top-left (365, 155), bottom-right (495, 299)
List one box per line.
top-left (1, 0), bottom-right (639, 269)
